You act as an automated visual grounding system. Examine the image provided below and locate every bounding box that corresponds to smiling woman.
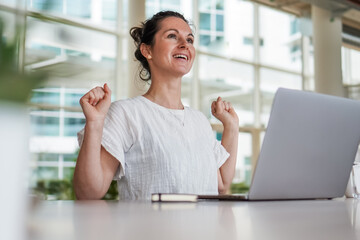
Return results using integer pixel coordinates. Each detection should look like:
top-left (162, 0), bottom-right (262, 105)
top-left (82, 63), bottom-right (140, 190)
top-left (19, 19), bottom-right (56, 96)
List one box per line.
top-left (137, 15), bottom-right (195, 109)
top-left (73, 11), bottom-right (239, 200)
top-left (130, 11), bottom-right (193, 82)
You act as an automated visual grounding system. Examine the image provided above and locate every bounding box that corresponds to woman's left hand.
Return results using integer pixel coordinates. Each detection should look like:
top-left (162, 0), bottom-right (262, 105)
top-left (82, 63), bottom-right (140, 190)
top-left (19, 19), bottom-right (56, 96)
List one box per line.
top-left (211, 97), bottom-right (239, 127)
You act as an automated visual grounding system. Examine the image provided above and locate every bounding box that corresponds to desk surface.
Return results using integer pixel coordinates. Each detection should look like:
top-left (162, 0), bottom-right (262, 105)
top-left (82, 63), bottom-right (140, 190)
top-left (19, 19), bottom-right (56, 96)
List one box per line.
top-left (29, 198), bottom-right (360, 240)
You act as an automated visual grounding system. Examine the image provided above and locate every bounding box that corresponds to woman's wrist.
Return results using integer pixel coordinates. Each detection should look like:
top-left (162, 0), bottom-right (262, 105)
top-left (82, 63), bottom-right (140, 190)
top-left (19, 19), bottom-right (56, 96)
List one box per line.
top-left (85, 119), bottom-right (105, 131)
top-left (221, 119), bottom-right (239, 131)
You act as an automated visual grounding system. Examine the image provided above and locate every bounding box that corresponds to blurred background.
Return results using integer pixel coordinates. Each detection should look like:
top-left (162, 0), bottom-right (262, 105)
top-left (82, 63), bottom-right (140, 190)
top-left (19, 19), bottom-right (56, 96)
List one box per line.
top-left (0, 0), bottom-right (360, 200)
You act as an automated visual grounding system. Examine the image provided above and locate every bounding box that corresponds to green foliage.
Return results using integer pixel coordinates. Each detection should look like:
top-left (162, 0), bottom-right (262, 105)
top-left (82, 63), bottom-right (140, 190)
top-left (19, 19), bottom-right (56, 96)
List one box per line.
top-left (0, 17), bottom-right (47, 103)
top-left (32, 179), bottom-right (246, 200)
top-left (101, 181), bottom-right (119, 200)
top-left (33, 179), bottom-right (75, 200)
top-left (31, 179), bottom-right (119, 200)
top-left (230, 182), bottom-right (250, 194)
top-left (32, 152), bottom-right (119, 200)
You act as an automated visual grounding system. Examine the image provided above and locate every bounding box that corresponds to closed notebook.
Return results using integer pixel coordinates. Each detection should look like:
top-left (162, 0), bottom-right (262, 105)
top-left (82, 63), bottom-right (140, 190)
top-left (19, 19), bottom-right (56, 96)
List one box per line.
top-left (151, 193), bottom-right (198, 202)
top-left (151, 193), bottom-right (251, 202)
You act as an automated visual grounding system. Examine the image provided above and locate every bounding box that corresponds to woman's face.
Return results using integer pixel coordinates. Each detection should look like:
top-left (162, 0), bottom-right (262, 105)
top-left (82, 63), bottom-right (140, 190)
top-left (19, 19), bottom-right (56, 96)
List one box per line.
top-left (145, 17), bottom-right (195, 78)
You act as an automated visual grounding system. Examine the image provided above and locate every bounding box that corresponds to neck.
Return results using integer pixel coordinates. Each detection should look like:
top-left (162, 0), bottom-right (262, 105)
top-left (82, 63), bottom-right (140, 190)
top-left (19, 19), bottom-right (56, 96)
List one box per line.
top-left (143, 78), bottom-right (183, 109)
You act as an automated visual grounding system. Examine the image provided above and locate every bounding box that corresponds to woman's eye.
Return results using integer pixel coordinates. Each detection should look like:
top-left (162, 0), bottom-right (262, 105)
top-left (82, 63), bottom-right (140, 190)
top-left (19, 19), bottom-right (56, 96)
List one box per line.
top-left (167, 34), bottom-right (176, 39)
top-left (187, 38), bottom-right (194, 44)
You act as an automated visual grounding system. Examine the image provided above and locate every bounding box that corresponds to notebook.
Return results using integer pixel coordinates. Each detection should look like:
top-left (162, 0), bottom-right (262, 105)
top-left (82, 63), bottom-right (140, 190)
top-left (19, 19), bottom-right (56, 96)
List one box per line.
top-left (201, 88), bottom-right (360, 201)
top-left (151, 193), bottom-right (198, 202)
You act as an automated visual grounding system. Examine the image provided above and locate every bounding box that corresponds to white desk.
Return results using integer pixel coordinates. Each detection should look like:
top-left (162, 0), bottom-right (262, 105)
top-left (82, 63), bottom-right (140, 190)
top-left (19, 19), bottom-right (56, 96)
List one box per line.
top-left (29, 198), bottom-right (360, 240)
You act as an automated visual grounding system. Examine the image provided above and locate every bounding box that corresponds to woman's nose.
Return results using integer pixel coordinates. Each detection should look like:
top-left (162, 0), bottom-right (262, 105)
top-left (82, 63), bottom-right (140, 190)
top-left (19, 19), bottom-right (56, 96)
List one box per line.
top-left (178, 37), bottom-right (189, 49)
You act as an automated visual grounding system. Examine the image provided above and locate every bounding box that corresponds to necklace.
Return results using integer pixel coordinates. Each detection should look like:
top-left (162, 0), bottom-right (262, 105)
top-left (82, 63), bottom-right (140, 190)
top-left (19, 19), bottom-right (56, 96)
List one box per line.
top-left (167, 108), bottom-right (185, 126)
top-left (143, 93), bottom-right (185, 126)
top-left (144, 93), bottom-right (184, 110)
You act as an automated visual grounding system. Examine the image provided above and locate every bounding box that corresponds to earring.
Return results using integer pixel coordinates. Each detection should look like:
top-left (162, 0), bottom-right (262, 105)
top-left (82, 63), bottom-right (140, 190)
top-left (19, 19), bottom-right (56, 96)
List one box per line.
top-left (147, 55), bottom-right (152, 59)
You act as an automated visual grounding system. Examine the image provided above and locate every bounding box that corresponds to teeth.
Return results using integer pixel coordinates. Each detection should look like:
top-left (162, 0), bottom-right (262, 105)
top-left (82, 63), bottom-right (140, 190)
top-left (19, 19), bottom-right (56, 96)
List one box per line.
top-left (173, 54), bottom-right (188, 60)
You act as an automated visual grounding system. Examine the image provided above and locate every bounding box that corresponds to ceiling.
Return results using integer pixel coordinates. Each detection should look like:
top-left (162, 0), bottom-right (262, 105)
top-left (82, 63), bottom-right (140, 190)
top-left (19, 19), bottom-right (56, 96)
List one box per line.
top-left (250, 0), bottom-right (360, 30)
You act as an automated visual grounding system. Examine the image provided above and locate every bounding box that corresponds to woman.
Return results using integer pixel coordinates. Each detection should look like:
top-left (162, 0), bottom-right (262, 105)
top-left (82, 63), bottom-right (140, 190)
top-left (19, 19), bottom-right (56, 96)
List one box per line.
top-left (73, 11), bottom-right (239, 200)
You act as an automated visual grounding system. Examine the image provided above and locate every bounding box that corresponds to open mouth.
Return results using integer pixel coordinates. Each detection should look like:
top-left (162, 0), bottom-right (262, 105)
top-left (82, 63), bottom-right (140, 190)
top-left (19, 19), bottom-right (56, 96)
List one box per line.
top-left (173, 54), bottom-right (188, 61)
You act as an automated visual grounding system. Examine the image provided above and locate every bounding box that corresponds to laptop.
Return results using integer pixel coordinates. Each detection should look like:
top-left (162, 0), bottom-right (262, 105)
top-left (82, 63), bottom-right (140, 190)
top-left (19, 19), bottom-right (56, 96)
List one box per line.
top-left (200, 88), bottom-right (360, 201)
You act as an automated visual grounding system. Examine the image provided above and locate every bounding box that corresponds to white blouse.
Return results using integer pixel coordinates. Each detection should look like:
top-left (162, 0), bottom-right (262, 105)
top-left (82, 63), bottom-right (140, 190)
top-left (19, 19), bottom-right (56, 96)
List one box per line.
top-left (78, 96), bottom-right (229, 200)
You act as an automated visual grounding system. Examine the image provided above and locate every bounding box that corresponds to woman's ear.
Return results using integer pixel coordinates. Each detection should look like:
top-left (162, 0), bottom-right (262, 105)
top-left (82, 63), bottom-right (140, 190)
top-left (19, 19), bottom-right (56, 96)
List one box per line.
top-left (140, 43), bottom-right (152, 60)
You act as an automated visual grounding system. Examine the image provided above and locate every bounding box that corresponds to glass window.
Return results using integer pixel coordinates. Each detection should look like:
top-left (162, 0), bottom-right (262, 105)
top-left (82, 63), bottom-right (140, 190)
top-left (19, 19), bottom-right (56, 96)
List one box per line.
top-left (342, 47), bottom-right (360, 100)
top-left (290, 18), bottom-right (299, 35)
top-left (259, 6), bottom-right (301, 71)
top-left (260, 68), bottom-right (302, 125)
top-left (31, 90), bottom-right (60, 105)
top-left (199, 0), bottom-right (253, 61)
top-left (343, 47), bottom-right (360, 85)
top-left (146, 0), bottom-right (183, 18)
top-left (26, 17), bottom-right (117, 89)
top-left (308, 37), bottom-right (314, 75)
top-left (199, 0), bottom-right (225, 55)
top-left (37, 153), bottom-right (59, 162)
top-left (349, 48), bottom-right (360, 82)
top-left (63, 167), bottom-right (75, 180)
top-left (216, 14), bottom-right (223, 31)
top-left (64, 92), bottom-right (84, 107)
top-left (67, 0), bottom-right (91, 19)
top-left (27, 0), bottom-right (117, 29)
top-left (26, 16), bottom-right (116, 189)
top-left (64, 117), bottom-right (85, 136)
top-left (180, 75), bottom-right (192, 107)
top-left (199, 54), bottom-right (254, 125)
top-left (234, 132), bottom-right (252, 185)
top-left (200, 35), bottom-right (211, 46)
top-left (0, 10), bottom-right (17, 40)
top-left (199, 0), bottom-right (212, 11)
top-left (0, 0), bottom-right (121, 200)
top-left (347, 86), bottom-right (360, 100)
top-left (199, 0), bottom-right (224, 11)
top-left (200, 13), bottom-right (211, 31)
top-left (34, 166), bottom-right (59, 180)
top-left (216, 0), bottom-right (224, 10)
top-left (159, 0), bottom-right (181, 10)
top-left (31, 0), bottom-right (64, 14)
top-left (31, 114), bottom-right (60, 136)
top-left (102, 0), bottom-right (117, 26)
top-left (64, 153), bottom-right (78, 162)
top-left (1, 0), bottom-right (21, 7)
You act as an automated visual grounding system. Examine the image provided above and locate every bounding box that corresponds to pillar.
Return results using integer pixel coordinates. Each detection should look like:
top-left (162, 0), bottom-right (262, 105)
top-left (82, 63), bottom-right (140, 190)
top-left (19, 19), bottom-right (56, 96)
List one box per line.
top-left (312, 5), bottom-right (345, 97)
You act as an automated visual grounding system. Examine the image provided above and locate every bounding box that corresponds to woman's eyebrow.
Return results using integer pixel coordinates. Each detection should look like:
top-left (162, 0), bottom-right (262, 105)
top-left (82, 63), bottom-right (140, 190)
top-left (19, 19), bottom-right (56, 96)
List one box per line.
top-left (164, 29), bottom-right (194, 37)
top-left (163, 28), bottom-right (179, 34)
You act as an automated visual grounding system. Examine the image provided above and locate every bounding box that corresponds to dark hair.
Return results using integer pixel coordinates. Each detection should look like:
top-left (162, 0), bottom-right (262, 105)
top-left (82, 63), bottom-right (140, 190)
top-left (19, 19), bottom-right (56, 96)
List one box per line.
top-left (129, 11), bottom-right (189, 81)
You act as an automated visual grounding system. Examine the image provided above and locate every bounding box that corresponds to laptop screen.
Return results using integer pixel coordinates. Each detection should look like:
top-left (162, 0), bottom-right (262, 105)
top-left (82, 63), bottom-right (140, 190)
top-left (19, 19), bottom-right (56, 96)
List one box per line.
top-left (249, 88), bottom-right (360, 200)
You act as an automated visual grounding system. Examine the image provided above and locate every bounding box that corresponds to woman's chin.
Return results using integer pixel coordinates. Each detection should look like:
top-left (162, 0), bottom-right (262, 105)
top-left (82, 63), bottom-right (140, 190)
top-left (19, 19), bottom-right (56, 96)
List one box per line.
top-left (173, 67), bottom-right (192, 77)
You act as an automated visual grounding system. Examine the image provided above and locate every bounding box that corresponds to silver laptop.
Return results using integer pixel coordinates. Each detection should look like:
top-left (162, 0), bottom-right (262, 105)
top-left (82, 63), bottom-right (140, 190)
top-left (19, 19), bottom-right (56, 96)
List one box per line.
top-left (200, 88), bottom-right (360, 201)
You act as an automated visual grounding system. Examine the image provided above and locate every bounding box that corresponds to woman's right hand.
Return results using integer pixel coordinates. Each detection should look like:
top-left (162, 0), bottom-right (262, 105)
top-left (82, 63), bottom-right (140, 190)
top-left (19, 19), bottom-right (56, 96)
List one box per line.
top-left (79, 83), bottom-right (112, 123)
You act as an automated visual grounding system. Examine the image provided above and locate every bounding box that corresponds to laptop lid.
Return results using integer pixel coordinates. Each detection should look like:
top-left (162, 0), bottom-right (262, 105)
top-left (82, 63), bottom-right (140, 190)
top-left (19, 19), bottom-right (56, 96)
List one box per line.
top-left (248, 88), bottom-right (360, 200)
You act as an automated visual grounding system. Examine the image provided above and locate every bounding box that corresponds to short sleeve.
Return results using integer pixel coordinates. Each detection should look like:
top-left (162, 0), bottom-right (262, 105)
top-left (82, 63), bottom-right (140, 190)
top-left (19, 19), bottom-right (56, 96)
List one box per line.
top-left (102, 102), bottom-right (135, 179)
top-left (213, 138), bottom-right (230, 168)
top-left (77, 101), bottom-right (135, 180)
top-left (77, 128), bottom-right (85, 146)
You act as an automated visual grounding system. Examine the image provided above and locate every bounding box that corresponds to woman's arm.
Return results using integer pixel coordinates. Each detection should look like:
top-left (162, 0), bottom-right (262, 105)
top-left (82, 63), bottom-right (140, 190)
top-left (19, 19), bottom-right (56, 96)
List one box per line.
top-left (73, 125), bottom-right (119, 200)
top-left (73, 84), bottom-right (119, 200)
top-left (212, 97), bottom-right (239, 194)
top-left (218, 120), bottom-right (238, 194)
